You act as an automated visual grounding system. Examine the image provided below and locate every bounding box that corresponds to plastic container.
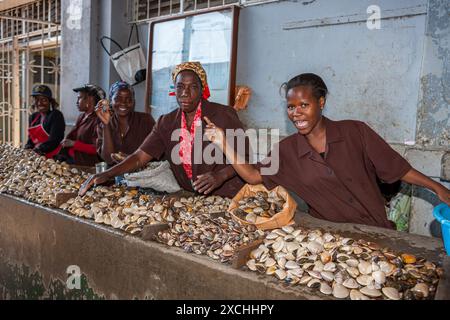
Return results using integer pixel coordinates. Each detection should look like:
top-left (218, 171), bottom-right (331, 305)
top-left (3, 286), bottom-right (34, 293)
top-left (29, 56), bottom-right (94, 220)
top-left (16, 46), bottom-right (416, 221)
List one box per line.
top-left (433, 203), bottom-right (450, 255)
top-left (95, 162), bottom-right (108, 174)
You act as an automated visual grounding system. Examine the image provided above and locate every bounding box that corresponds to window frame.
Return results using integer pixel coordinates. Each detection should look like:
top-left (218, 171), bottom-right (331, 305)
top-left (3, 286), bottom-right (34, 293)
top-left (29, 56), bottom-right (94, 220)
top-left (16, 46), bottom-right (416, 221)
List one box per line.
top-left (144, 5), bottom-right (240, 113)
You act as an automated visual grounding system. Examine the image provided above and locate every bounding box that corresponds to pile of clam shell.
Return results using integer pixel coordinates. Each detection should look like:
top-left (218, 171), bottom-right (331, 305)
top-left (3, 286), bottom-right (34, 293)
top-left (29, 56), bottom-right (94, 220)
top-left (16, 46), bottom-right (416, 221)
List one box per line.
top-left (233, 191), bottom-right (285, 223)
top-left (0, 144), bottom-right (89, 207)
top-left (60, 186), bottom-right (180, 235)
top-left (156, 202), bottom-right (265, 263)
top-left (246, 226), bottom-right (442, 300)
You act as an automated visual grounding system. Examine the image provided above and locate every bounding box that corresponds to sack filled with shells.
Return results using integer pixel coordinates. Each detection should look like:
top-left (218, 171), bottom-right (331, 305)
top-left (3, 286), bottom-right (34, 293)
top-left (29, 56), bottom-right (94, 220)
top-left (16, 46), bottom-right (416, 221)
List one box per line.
top-left (228, 184), bottom-right (297, 230)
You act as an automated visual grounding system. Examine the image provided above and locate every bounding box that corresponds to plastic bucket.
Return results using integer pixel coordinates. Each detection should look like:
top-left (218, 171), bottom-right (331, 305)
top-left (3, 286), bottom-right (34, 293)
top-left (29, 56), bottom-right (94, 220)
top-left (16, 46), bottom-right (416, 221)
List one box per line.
top-left (433, 203), bottom-right (450, 255)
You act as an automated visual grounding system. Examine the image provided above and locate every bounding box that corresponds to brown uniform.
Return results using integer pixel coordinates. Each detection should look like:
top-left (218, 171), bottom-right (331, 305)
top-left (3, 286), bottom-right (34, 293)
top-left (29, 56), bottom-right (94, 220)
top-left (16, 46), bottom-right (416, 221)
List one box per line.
top-left (65, 112), bottom-right (101, 166)
top-left (139, 99), bottom-right (246, 198)
top-left (97, 111), bottom-right (155, 163)
top-left (258, 117), bottom-right (411, 229)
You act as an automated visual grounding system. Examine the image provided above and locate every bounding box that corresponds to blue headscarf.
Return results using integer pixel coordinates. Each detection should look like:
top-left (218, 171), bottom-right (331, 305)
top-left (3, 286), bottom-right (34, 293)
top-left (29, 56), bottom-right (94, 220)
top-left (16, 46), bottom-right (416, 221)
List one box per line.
top-left (109, 80), bottom-right (135, 101)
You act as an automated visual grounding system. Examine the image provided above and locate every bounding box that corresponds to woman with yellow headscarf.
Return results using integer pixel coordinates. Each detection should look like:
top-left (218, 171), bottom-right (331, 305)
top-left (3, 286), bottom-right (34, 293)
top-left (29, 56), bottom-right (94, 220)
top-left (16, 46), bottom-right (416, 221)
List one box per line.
top-left (80, 61), bottom-right (246, 198)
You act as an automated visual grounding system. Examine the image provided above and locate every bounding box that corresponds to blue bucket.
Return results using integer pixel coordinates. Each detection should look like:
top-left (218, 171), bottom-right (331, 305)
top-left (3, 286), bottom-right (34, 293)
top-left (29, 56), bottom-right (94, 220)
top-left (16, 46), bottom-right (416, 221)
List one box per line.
top-left (433, 203), bottom-right (450, 255)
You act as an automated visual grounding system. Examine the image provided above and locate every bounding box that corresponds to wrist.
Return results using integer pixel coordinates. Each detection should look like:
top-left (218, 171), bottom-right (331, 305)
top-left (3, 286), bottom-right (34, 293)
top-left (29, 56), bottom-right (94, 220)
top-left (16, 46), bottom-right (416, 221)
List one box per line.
top-left (217, 169), bottom-right (229, 182)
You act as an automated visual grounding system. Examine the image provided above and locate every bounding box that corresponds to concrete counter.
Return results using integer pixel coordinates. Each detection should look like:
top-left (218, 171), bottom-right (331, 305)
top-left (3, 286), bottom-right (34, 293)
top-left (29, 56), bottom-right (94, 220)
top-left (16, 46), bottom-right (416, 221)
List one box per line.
top-left (0, 193), bottom-right (448, 299)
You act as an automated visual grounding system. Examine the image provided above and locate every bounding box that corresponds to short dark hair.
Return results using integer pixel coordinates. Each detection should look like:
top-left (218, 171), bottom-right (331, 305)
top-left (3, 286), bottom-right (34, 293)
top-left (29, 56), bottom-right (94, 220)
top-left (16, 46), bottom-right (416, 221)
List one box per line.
top-left (281, 73), bottom-right (328, 100)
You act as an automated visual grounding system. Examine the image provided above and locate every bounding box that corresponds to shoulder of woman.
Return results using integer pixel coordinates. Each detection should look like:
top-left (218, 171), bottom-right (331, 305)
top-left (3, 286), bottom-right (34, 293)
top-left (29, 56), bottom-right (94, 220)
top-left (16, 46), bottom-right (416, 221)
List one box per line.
top-left (205, 102), bottom-right (241, 125)
top-left (50, 109), bottom-right (65, 118)
top-left (328, 118), bottom-right (368, 134)
top-left (134, 111), bottom-right (156, 123)
top-left (152, 109), bottom-right (178, 131)
top-left (52, 110), bottom-right (66, 125)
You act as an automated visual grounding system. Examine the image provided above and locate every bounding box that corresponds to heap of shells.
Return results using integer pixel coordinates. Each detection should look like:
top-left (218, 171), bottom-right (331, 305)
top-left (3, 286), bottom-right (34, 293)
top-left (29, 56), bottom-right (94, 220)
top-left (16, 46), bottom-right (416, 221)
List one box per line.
top-left (246, 226), bottom-right (442, 300)
top-left (0, 144), bottom-right (89, 207)
top-left (233, 191), bottom-right (285, 223)
top-left (156, 202), bottom-right (265, 263)
top-left (60, 186), bottom-right (180, 235)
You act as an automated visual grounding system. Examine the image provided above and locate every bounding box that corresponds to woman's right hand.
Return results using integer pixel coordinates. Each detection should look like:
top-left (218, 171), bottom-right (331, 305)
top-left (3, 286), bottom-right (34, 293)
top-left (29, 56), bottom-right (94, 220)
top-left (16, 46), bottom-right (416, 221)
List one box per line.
top-left (95, 99), bottom-right (111, 125)
top-left (79, 172), bottom-right (110, 196)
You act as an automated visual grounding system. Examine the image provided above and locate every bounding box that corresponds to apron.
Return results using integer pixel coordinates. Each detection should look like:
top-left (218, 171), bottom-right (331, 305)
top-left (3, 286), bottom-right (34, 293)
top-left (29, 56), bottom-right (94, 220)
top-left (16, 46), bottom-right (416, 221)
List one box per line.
top-left (28, 113), bottom-right (62, 159)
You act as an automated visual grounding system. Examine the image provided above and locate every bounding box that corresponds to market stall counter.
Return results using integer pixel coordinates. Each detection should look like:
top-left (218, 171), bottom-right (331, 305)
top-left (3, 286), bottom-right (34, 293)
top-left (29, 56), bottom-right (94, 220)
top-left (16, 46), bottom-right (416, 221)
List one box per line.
top-left (0, 192), bottom-right (448, 300)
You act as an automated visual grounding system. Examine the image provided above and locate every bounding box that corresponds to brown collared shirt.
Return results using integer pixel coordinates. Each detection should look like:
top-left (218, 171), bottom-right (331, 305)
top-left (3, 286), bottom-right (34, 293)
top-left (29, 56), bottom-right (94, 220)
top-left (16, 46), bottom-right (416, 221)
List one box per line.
top-left (97, 111), bottom-right (155, 163)
top-left (139, 99), bottom-right (246, 198)
top-left (65, 112), bottom-right (101, 166)
top-left (258, 117), bottom-right (412, 229)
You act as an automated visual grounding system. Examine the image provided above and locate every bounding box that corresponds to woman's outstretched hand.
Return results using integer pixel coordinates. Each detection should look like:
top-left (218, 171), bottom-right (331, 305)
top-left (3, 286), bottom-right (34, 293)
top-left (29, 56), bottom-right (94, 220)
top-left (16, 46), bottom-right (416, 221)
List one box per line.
top-left (436, 185), bottom-right (450, 206)
top-left (79, 172), bottom-right (110, 196)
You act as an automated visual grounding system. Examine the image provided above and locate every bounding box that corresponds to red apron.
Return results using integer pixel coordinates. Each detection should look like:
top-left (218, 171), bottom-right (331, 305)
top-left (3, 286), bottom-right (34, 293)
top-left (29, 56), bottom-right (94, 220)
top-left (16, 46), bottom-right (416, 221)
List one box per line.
top-left (28, 113), bottom-right (62, 159)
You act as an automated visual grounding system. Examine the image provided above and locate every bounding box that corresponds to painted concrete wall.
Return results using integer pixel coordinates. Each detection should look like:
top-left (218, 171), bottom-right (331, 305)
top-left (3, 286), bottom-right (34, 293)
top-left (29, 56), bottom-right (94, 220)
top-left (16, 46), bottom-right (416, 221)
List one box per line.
top-left (407, 0), bottom-right (450, 236)
top-left (92, 0), bottom-right (149, 114)
top-left (60, 0), bottom-right (95, 124)
top-left (416, 0), bottom-right (450, 148)
top-left (61, 0), bottom-right (148, 126)
top-left (236, 0), bottom-right (427, 143)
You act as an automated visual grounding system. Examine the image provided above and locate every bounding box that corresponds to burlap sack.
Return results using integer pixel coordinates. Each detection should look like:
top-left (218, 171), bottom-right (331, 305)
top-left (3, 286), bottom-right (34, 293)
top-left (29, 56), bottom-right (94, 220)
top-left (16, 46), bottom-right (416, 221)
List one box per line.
top-left (228, 184), bottom-right (297, 230)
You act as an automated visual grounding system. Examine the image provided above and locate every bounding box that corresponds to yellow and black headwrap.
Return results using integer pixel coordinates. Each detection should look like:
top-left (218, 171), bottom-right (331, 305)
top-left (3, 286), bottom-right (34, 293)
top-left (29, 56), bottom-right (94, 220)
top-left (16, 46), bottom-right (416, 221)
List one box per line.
top-left (172, 61), bottom-right (210, 99)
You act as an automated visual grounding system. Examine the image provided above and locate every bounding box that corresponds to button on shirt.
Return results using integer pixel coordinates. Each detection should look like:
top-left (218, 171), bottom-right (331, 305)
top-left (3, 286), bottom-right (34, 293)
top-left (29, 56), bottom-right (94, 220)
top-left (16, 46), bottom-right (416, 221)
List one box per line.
top-left (258, 117), bottom-right (411, 229)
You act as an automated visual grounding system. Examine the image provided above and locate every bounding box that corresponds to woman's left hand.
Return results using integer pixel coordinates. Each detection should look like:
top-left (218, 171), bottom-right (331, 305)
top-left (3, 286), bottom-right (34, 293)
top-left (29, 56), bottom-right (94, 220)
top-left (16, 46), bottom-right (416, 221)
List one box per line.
top-left (436, 185), bottom-right (450, 206)
top-left (61, 139), bottom-right (75, 148)
top-left (192, 171), bottom-right (226, 194)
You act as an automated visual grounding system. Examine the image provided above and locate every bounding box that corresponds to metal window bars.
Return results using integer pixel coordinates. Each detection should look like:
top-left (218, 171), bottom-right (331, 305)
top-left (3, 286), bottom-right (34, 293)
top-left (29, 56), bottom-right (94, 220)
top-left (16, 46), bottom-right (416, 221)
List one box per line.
top-left (0, 0), bottom-right (60, 147)
top-left (127, 0), bottom-right (243, 23)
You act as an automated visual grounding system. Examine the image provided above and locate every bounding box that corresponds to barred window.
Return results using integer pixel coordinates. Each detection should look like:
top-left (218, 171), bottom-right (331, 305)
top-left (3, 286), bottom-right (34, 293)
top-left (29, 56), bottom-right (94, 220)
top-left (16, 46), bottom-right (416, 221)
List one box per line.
top-left (128, 0), bottom-right (240, 22)
top-left (0, 0), bottom-right (60, 38)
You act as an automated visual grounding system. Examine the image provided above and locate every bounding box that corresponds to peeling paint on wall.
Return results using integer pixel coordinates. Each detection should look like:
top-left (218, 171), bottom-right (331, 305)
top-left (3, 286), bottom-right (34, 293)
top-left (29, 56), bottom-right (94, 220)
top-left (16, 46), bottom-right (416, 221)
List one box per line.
top-left (416, 0), bottom-right (450, 148)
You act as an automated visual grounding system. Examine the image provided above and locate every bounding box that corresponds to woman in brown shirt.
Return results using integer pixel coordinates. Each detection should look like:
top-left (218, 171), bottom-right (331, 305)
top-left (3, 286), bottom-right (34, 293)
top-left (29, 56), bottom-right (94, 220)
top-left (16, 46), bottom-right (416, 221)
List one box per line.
top-left (80, 62), bottom-right (245, 198)
top-left (56, 84), bottom-right (104, 166)
top-left (95, 81), bottom-right (155, 165)
top-left (203, 73), bottom-right (450, 228)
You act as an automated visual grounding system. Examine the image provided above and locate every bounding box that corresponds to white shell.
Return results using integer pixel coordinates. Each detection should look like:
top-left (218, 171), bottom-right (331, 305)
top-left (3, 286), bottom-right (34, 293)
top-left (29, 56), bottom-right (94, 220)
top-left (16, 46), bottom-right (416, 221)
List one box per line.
top-left (343, 278), bottom-right (359, 289)
top-left (275, 269), bottom-right (287, 280)
top-left (358, 261), bottom-right (372, 275)
top-left (372, 271), bottom-right (386, 284)
top-left (360, 286), bottom-right (382, 298)
top-left (285, 261), bottom-right (300, 269)
top-left (382, 287), bottom-right (400, 300)
top-left (350, 289), bottom-right (370, 300)
top-left (320, 282), bottom-right (332, 295)
top-left (306, 241), bottom-right (324, 254)
top-left (332, 283), bottom-right (350, 299)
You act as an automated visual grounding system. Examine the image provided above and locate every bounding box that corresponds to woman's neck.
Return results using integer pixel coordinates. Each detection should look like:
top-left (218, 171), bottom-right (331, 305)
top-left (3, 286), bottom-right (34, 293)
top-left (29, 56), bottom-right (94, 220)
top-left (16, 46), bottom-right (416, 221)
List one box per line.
top-left (184, 101), bottom-right (201, 128)
top-left (305, 116), bottom-right (327, 151)
top-left (117, 112), bottom-right (131, 124)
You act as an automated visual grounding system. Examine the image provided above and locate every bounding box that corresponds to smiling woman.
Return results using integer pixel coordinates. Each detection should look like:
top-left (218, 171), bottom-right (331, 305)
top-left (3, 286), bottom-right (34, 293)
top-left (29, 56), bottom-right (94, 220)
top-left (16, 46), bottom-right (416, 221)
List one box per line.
top-left (203, 73), bottom-right (450, 229)
top-left (24, 84), bottom-right (65, 159)
top-left (95, 81), bottom-right (156, 165)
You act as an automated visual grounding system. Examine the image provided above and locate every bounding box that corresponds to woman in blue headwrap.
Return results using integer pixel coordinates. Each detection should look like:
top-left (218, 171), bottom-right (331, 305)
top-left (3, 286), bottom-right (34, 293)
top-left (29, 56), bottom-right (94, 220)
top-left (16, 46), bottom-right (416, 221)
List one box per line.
top-left (95, 81), bottom-right (155, 165)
